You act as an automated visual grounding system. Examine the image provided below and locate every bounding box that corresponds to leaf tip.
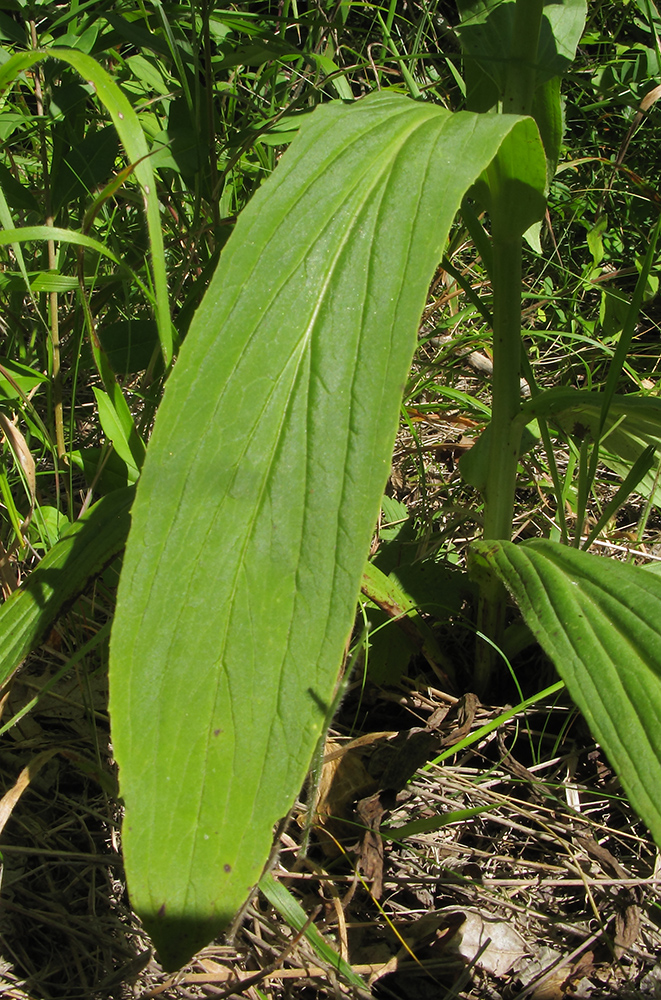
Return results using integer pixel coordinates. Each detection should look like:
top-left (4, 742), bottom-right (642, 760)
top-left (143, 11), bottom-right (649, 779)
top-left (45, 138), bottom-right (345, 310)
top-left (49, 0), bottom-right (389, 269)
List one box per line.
top-left (142, 909), bottom-right (227, 973)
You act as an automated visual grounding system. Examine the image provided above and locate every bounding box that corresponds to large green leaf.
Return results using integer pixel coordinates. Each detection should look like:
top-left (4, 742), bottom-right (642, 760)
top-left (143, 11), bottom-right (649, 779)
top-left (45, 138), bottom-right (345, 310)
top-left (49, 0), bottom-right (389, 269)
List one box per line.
top-left (471, 539), bottom-right (661, 847)
top-left (109, 90), bottom-right (546, 970)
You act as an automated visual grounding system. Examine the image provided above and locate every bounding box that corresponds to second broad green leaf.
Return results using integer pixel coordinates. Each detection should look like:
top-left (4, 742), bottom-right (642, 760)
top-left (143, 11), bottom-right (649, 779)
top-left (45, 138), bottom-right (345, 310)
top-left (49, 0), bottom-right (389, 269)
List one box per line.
top-left (457, 0), bottom-right (587, 104)
top-left (471, 539), bottom-right (661, 849)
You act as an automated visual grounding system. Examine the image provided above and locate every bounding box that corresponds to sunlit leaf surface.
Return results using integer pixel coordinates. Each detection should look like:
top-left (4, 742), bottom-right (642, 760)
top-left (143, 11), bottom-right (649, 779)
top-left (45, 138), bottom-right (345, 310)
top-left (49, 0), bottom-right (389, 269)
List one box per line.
top-left (109, 91), bottom-right (546, 969)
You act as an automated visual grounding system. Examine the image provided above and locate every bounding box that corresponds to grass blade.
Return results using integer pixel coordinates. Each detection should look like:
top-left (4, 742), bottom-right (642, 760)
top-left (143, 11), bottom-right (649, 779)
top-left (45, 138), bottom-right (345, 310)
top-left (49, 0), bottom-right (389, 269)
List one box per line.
top-left (0, 50), bottom-right (172, 362)
top-left (0, 488), bottom-right (133, 687)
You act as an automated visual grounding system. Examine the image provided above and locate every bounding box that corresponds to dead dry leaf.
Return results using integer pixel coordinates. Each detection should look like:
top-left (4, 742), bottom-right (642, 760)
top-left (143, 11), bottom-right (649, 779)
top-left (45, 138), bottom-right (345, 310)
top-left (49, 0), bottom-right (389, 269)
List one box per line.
top-left (439, 692), bottom-right (479, 746)
top-left (0, 411), bottom-right (36, 510)
top-left (302, 738), bottom-right (377, 855)
top-left (0, 748), bottom-right (59, 836)
top-left (640, 83), bottom-right (661, 114)
top-left (442, 907), bottom-right (528, 977)
top-left (614, 892), bottom-right (641, 958)
top-left (516, 946), bottom-right (566, 1000)
top-left (372, 728), bottom-right (438, 791)
top-left (315, 739), bottom-right (377, 822)
top-left (356, 791), bottom-right (388, 898)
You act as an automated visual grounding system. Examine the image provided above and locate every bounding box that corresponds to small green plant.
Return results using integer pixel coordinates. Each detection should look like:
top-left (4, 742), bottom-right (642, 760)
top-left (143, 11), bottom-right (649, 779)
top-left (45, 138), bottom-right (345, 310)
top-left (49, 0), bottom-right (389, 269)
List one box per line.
top-left (105, 0), bottom-right (661, 969)
top-left (3, 0), bottom-right (661, 978)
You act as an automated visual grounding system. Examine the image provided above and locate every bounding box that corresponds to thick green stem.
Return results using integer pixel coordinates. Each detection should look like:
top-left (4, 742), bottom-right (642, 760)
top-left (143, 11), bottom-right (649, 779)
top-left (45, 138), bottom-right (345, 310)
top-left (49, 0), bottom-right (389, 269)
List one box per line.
top-left (473, 0), bottom-right (544, 695)
top-left (483, 235), bottom-right (524, 542)
top-left (503, 0), bottom-right (544, 116)
top-left (475, 233), bottom-right (524, 692)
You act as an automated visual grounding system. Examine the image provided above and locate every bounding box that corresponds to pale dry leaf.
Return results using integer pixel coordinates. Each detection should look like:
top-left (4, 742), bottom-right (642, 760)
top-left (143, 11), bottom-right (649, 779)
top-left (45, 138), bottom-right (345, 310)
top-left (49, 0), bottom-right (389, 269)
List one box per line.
top-left (315, 738), bottom-right (377, 823)
top-left (375, 908), bottom-right (528, 980)
top-left (0, 747), bottom-right (59, 835)
top-left (0, 411), bottom-right (36, 508)
top-left (442, 907), bottom-right (528, 977)
top-left (516, 945), bottom-right (575, 1000)
top-left (298, 738), bottom-right (378, 855)
top-left (516, 946), bottom-right (564, 988)
top-left (640, 83), bottom-right (661, 114)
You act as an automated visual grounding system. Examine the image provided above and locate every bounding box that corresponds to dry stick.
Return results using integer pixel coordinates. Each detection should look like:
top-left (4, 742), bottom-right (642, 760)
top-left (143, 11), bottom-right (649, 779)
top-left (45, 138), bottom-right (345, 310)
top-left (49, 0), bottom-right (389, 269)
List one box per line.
top-left (596, 83), bottom-right (661, 222)
top-left (181, 964), bottom-right (384, 983)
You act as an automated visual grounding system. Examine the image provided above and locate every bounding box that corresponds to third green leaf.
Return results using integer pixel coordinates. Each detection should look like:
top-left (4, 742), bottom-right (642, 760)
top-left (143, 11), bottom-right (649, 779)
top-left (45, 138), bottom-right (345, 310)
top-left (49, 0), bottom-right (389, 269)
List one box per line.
top-left (471, 539), bottom-right (661, 848)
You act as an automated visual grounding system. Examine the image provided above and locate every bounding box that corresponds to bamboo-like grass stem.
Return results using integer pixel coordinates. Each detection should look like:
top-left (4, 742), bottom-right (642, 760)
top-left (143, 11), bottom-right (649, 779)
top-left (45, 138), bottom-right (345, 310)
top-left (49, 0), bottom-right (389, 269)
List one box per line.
top-left (30, 21), bottom-right (67, 471)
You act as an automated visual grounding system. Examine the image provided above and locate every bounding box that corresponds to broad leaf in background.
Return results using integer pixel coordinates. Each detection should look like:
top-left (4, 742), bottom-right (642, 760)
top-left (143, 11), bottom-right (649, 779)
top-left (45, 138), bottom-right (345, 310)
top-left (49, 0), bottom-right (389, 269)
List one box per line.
top-left (457, 0), bottom-right (587, 111)
top-left (519, 388), bottom-right (661, 507)
top-left (456, 0), bottom-right (585, 225)
top-left (471, 539), bottom-right (661, 847)
top-left (361, 559), bottom-right (459, 686)
top-left (109, 91), bottom-right (546, 969)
